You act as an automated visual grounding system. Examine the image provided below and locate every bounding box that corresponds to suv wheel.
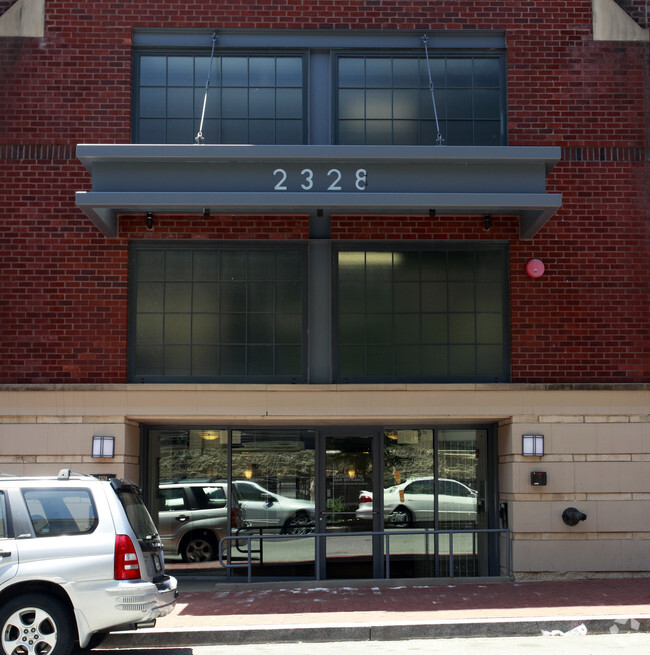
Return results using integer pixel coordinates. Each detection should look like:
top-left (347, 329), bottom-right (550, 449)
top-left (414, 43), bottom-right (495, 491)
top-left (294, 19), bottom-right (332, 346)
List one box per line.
top-left (180, 532), bottom-right (217, 562)
top-left (0, 594), bottom-right (75, 655)
top-left (282, 511), bottom-right (315, 535)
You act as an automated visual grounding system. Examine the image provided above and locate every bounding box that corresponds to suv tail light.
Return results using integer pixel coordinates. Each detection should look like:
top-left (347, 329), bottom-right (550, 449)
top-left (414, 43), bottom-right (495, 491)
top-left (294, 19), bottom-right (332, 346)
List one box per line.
top-left (358, 494), bottom-right (372, 504)
top-left (231, 506), bottom-right (240, 529)
top-left (114, 534), bottom-right (141, 580)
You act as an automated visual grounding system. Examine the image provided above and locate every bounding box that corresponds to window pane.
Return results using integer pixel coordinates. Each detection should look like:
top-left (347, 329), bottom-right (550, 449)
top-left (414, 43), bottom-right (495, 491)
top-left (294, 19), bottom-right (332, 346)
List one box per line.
top-left (139, 88), bottom-right (166, 117)
top-left (167, 57), bottom-right (193, 85)
top-left (249, 57), bottom-right (276, 86)
top-left (339, 58), bottom-right (365, 87)
top-left (140, 56), bottom-right (166, 86)
top-left (276, 57), bottom-right (303, 86)
top-left (222, 57), bottom-right (248, 86)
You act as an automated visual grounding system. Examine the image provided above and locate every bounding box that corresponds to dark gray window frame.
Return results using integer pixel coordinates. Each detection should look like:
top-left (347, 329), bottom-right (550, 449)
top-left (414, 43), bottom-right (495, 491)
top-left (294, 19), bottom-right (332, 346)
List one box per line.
top-left (132, 29), bottom-right (507, 146)
top-left (332, 240), bottom-right (511, 384)
top-left (128, 240), bottom-right (309, 383)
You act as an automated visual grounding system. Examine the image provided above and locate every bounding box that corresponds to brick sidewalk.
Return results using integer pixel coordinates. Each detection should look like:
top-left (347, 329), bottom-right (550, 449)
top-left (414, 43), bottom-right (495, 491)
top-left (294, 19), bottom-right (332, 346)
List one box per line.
top-left (159, 578), bottom-right (650, 628)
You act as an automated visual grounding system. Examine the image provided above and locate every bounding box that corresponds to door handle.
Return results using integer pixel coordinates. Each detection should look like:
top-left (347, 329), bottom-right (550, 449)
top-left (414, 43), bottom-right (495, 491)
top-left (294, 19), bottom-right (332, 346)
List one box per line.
top-left (0, 550), bottom-right (11, 557)
top-left (176, 515), bottom-right (189, 523)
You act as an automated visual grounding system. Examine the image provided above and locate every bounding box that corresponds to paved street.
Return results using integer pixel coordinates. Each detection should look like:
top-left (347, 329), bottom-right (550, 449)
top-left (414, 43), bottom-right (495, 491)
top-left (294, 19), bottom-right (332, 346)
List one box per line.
top-left (99, 633), bottom-right (650, 654)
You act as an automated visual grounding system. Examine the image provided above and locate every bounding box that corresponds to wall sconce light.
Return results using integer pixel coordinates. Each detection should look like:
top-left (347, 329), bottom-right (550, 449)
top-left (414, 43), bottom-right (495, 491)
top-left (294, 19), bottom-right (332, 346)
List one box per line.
top-left (429, 209), bottom-right (436, 218)
top-left (92, 436), bottom-right (115, 459)
top-left (202, 208), bottom-right (210, 218)
top-left (146, 212), bottom-right (154, 230)
top-left (244, 465), bottom-right (253, 479)
top-left (347, 466), bottom-right (356, 479)
top-left (484, 214), bottom-right (491, 230)
top-left (522, 434), bottom-right (544, 457)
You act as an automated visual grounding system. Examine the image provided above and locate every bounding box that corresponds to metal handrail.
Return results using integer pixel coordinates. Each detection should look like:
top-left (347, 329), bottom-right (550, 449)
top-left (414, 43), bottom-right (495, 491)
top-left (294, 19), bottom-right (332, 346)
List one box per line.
top-left (219, 528), bottom-right (510, 583)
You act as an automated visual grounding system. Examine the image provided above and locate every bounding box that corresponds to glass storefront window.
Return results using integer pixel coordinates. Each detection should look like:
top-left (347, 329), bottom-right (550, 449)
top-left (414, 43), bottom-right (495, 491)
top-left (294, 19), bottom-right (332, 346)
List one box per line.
top-left (146, 425), bottom-right (493, 580)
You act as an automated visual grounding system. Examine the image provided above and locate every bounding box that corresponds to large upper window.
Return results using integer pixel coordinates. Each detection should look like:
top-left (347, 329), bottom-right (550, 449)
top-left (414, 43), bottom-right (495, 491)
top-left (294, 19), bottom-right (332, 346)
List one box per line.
top-left (130, 243), bottom-right (307, 382)
top-left (337, 55), bottom-right (502, 146)
top-left (136, 54), bottom-right (305, 144)
top-left (335, 244), bottom-right (509, 382)
top-left (133, 31), bottom-right (506, 146)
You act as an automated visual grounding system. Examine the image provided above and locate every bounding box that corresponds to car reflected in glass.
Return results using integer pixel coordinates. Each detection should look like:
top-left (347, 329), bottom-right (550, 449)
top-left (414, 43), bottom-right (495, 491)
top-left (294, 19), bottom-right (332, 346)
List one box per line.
top-left (356, 477), bottom-right (477, 528)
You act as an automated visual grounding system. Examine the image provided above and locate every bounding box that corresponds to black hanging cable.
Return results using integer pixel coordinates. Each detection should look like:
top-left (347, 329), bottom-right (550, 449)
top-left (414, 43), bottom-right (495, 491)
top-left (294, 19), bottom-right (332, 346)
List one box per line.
top-left (422, 34), bottom-right (444, 146)
top-left (195, 32), bottom-right (217, 144)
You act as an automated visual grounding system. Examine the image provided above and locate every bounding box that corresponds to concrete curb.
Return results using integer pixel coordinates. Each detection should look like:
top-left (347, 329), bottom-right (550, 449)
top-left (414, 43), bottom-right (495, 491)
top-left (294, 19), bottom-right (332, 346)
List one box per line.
top-left (103, 616), bottom-right (650, 646)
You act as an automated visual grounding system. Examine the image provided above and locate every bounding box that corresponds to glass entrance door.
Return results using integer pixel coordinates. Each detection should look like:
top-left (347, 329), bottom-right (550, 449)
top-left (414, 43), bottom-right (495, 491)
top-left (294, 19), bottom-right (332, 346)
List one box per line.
top-left (320, 432), bottom-right (382, 579)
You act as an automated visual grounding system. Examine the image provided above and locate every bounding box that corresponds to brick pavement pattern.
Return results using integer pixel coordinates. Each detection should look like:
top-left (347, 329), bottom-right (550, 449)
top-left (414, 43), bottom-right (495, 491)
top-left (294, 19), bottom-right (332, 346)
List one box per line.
top-left (159, 579), bottom-right (650, 628)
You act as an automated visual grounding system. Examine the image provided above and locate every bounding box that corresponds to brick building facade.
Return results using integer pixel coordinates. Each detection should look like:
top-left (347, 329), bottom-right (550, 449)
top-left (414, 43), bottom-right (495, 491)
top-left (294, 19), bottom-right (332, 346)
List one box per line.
top-left (1, 0), bottom-right (648, 582)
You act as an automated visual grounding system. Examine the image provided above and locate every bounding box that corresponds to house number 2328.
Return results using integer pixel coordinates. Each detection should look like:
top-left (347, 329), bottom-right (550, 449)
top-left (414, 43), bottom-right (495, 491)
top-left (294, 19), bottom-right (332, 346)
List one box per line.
top-left (273, 168), bottom-right (367, 191)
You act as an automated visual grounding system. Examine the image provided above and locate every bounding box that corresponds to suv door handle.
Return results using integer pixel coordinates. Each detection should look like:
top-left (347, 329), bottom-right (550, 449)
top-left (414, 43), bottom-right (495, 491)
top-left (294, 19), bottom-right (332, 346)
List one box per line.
top-left (0, 550), bottom-right (11, 557)
top-left (176, 515), bottom-right (189, 523)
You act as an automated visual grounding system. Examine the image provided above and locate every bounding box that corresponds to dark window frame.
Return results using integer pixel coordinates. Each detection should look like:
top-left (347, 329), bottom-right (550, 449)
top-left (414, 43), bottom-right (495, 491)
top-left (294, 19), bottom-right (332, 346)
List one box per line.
top-left (132, 30), bottom-right (507, 146)
top-left (129, 240), bottom-right (309, 383)
top-left (333, 241), bottom-right (511, 383)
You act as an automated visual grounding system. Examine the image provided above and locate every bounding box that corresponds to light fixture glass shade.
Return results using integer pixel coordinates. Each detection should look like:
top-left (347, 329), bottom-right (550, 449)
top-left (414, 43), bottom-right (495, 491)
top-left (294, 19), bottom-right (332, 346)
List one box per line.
top-left (92, 435), bottom-right (115, 458)
top-left (522, 434), bottom-right (544, 457)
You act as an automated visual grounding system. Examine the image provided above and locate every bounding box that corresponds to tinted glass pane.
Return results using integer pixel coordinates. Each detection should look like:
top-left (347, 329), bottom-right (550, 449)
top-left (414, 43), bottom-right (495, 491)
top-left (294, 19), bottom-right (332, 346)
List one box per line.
top-left (221, 119), bottom-right (247, 142)
top-left (221, 251), bottom-right (246, 279)
top-left (477, 314), bottom-right (502, 343)
top-left (366, 346), bottom-right (393, 375)
top-left (422, 314), bottom-right (448, 342)
top-left (366, 314), bottom-right (392, 344)
top-left (339, 282), bottom-right (365, 313)
top-left (339, 58), bottom-right (365, 87)
top-left (167, 88), bottom-right (193, 117)
top-left (220, 313), bottom-right (246, 343)
top-left (338, 345), bottom-right (365, 376)
top-left (446, 59), bottom-right (473, 87)
top-left (222, 57), bottom-right (248, 86)
top-left (167, 57), bottom-right (193, 85)
top-left (395, 345), bottom-right (420, 374)
top-left (421, 282), bottom-right (447, 312)
top-left (366, 282), bottom-right (392, 313)
top-left (393, 120), bottom-right (419, 145)
top-left (447, 90), bottom-right (473, 119)
top-left (275, 314), bottom-right (301, 342)
top-left (166, 251), bottom-right (192, 280)
top-left (140, 56), bottom-right (167, 86)
top-left (275, 346), bottom-right (301, 375)
top-left (393, 283), bottom-right (420, 312)
top-left (339, 314), bottom-right (365, 344)
top-left (165, 283), bottom-right (191, 312)
top-left (139, 88), bottom-right (166, 117)
top-left (422, 345), bottom-right (448, 375)
top-left (248, 283), bottom-right (274, 312)
top-left (393, 89), bottom-right (418, 119)
top-left (193, 252), bottom-right (220, 280)
top-left (136, 313), bottom-right (163, 343)
top-left (276, 88), bottom-right (302, 118)
top-left (393, 58), bottom-right (419, 87)
top-left (248, 314), bottom-right (274, 343)
top-left (138, 119), bottom-right (165, 143)
top-left (192, 314), bottom-right (219, 343)
top-left (474, 89), bottom-right (500, 118)
top-left (135, 346), bottom-right (163, 375)
top-left (338, 120), bottom-right (365, 144)
top-left (449, 345), bottom-right (475, 376)
top-left (220, 283), bottom-right (246, 312)
top-left (476, 283), bottom-right (502, 312)
top-left (365, 120), bottom-right (392, 144)
top-left (220, 346), bottom-right (245, 374)
top-left (164, 345), bottom-right (191, 374)
top-left (366, 90), bottom-right (392, 119)
top-left (166, 119), bottom-right (194, 144)
top-left (222, 88), bottom-right (248, 117)
top-left (249, 88), bottom-right (275, 118)
top-left (448, 283), bottom-right (475, 312)
top-left (192, 345), bottom-right (219, 373)
top-left (449, 314), bottom-right (475, 343)
top-left (165, 314), bottom-right (191, 342)
top-left (276, 57), bottom-right (303, 86)
top-left (249, 119), bottom-right (275, 144)
top-left (339, 89), bottom-right (365, 119)
top-left (446, 120), bottom-right (474, 145)
top-left (474, 121), bottom-right (501, 146)
top-left (477, 345), bottom-right (503, 375)
top-left (247, 346), bottom-right (273, 374)
top-left (137, 251), bottom-right (164, 279)
top-left (473, 58), bottom-right (500, 86)
top-left (276, 281), bottom-right (301, 312)
top-left (249, 57), bottom-right (276, 86)
top-left (366, 58), bottom-right (391, 87)
top-left (276, 119), bottom-right (303, 143)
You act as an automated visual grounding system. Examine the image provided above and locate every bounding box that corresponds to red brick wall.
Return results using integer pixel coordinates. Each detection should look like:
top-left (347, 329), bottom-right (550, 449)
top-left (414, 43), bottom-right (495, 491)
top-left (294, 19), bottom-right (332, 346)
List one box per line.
top-left (1, 1), bottom-right (648, 383)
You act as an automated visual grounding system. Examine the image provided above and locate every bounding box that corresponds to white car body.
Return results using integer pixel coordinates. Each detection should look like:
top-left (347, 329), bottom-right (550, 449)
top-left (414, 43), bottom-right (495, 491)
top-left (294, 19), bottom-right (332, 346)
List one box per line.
top-left (233, 481), bottom-right (315, 534)
top-left (356, 477), bottom-right (478, 527)
top-left (0, 470), bottom-right (177, 655)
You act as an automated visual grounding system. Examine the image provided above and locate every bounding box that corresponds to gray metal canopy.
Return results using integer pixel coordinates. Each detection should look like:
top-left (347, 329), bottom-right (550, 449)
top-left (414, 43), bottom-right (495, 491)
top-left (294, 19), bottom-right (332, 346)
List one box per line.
top-left (75, 144), bottom-right (562, 239)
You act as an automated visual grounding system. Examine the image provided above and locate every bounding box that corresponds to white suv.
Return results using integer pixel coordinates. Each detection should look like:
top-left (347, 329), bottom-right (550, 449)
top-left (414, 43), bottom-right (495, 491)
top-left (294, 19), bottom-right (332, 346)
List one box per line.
top-left (0, 469), bottom-right (177, 655)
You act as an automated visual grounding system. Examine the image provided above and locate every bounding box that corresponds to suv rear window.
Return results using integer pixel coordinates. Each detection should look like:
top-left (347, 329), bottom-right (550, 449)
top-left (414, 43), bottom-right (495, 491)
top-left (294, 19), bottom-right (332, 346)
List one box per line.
top-left (24, 488), bottom-right (98, 536)
top-left (116, 488), bottom-right (159, 540)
